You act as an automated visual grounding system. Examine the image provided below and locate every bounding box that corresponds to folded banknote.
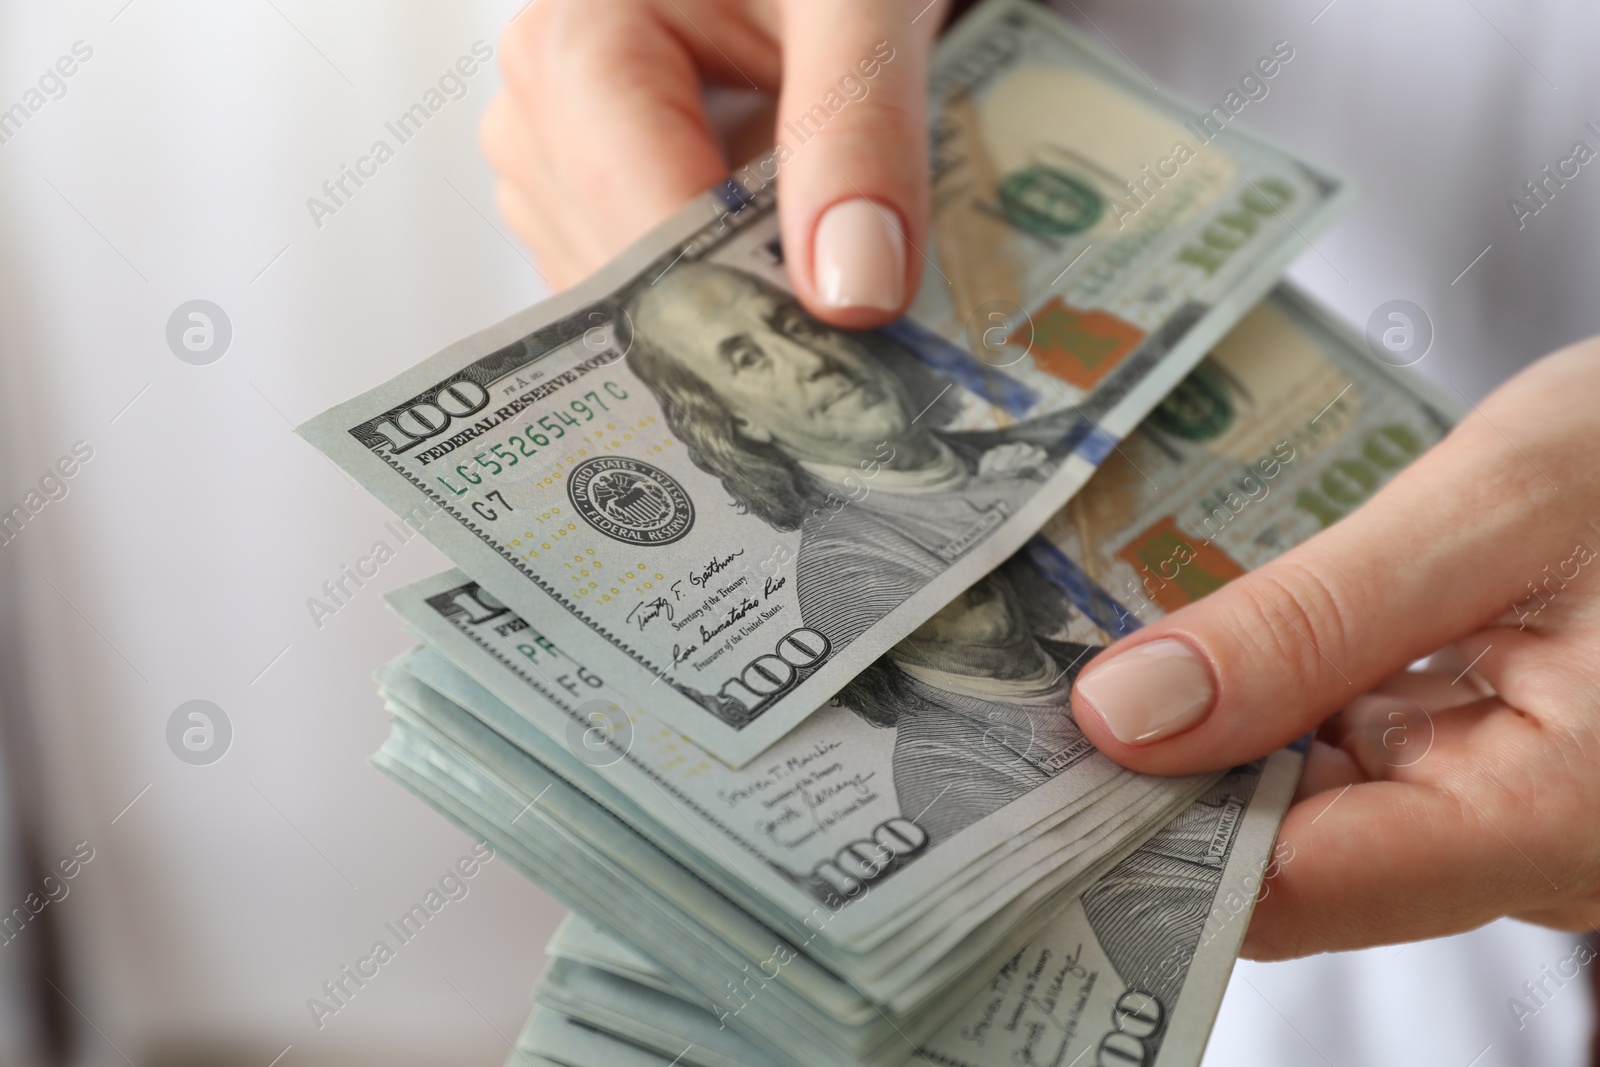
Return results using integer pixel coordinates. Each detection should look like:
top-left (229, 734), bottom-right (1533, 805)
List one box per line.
top-left (302, 0), bottom-right (1350, 765)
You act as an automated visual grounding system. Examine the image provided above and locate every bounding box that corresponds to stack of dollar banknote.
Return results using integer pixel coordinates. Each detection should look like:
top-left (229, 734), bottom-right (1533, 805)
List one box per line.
top-left (299, 2), bottom-right (1456, 1064)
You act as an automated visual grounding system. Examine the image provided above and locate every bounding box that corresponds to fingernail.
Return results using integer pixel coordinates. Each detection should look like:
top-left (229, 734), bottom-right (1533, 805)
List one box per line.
top-left (813, 198), bottom-right (905, 312)
top-left (1075, 638), bottom-right (1214, 745)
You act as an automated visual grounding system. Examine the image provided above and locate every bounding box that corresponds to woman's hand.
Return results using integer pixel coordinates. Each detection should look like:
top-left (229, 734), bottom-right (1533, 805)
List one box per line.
top-left (482, 0), bottom-right (946, 326)
top-left (1070, 341), bottom-right (1600, 959)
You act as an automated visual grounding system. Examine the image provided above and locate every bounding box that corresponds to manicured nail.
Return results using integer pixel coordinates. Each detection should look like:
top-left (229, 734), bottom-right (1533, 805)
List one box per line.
top-left (1075, 638), bottom-right (1214, 745)
top-left (813, 198), bottom-right (905, 312)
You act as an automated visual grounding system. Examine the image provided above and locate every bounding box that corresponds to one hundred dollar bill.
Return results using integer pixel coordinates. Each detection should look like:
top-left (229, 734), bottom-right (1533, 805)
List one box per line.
top-left (519, 751), bottom-right (1303, 1067)
top-left (1042, 286), bottom-right (1456, 635)
top-left (377, 664), bottom-right (1276, 1065)
top-left (387, 585), bottom-right (1203, 979)
top-left (383, 560), bottom-right (1170, 960)
top-left (300, 0), bottom-right (1348, 766)
top-left (378, 286), bottom-right (1448, 1067)
top-left (378, 287), bottom-right (1445, 960)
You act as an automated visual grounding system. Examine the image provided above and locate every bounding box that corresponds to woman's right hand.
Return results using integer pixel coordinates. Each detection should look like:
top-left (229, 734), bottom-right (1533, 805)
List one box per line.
top-left (481, 0), bottom-right (947, 326)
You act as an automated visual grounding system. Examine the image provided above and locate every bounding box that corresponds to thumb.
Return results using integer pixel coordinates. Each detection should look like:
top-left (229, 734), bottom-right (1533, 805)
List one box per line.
top-left (1068, 400), bottom-right (1576, 776)
top-left (773, 0), bottom-right (945, 328)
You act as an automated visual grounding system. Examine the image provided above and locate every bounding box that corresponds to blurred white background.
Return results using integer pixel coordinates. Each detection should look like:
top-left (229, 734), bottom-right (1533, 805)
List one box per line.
top-left (0, 0), bottom-right (1593, 1065)
top-left (0, 2), bottom-right (558, 1064)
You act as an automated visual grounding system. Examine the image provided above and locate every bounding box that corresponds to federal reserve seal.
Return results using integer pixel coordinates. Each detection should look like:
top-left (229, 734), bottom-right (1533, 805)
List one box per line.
top-left (567, 456), bottom-right (694, 546)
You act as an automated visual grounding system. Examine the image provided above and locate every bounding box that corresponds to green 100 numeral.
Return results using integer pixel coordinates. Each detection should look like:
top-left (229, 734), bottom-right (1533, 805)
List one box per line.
top-left (1294, 423), bottom-right (1422, 527)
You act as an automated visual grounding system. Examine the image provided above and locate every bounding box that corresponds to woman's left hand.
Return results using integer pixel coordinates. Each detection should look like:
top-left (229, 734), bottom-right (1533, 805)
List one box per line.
top-left (1070, 339), bottom-right (1600, 959)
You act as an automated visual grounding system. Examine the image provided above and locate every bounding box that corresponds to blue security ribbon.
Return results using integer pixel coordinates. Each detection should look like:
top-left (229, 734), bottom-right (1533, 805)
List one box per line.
top-left (1070, 424), bottom-right (1119, 466)
top-left (878, 317), bottom-right (1040, 418)
top-left (1024, 535), bottom-right (1142, 638)
top-left (712, 177), bottom-right (755, 213)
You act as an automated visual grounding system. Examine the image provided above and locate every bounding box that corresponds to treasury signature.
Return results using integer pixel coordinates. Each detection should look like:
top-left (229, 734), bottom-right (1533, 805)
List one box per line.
top-left (626, 596), bottom-right (673, 631)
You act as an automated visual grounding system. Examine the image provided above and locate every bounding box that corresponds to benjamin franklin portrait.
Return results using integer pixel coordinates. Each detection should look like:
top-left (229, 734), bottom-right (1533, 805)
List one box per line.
top-left (836, 560), bottom-right (1100, 846)
top-left (623, 261), bottom-right (1076, 651)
